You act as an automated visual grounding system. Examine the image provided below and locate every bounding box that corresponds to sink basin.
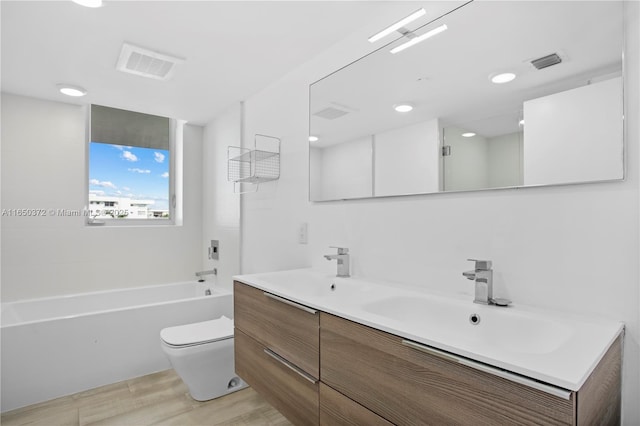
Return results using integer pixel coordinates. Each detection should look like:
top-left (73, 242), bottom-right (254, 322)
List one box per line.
top-left (363, 295), bottom-right (460, 324)
top-left (235, 268), bottom-right (367, 302)
top-left (362, 296), bottom-right (573, 355)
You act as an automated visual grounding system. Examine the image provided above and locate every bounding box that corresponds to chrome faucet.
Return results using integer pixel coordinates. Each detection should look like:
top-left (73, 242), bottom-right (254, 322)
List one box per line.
top-left (463, 259), bottom-right (511, 306)
top-left (195, 269), bottom-right (217, 282)
top-left (324, 247), bottom-right (350, 278)
top-left (463, 259), bottom-right (493, 304)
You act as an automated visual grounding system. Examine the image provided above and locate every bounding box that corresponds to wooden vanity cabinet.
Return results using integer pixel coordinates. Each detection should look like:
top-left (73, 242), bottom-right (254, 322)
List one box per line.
top-left (320, 312), bottom-right (622, 426)
top-left (234, 279), bottom-right (621, 426)
top-left (234, 281), bottom-right (320, 425)
top-left (235, 330), bottom-right (318, 424)
top-left (319, 382), bottom-right (393, 426)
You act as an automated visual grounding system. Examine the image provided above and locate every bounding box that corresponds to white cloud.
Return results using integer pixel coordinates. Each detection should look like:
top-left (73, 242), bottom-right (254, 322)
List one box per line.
top-left (128, 168), bottom-right (151, 174)
top-left (89, 179), bottom-right (117, 189)
top-left (89, 189), bottom-right (105, 195)
top-left (161, 172), bottom-right (169, 178)
top-left (112, 145), bottom-right (124, 151)
top-left (154, 152), bottom-right (165, 163)
top-left (122, 151), bottom-right (138, 162)
top-left (123, 187), bottom-right (131, 191)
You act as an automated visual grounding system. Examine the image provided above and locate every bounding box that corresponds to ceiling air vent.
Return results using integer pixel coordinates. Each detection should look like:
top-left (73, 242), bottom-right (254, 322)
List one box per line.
top-left (313, 103), bottom-right (356, 120)
top-left (531, 53), bottom-right (562, 70)
top-left (116, 43), bottom-right (185, 81)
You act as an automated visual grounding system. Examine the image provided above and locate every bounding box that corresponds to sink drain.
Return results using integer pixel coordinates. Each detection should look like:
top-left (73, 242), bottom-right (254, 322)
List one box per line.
top-left (469, 313), bottom-right (481, 325)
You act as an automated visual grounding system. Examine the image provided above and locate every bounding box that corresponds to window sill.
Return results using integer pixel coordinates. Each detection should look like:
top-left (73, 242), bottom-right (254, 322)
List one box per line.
top-left (86, 218), bottom-right (177, 227)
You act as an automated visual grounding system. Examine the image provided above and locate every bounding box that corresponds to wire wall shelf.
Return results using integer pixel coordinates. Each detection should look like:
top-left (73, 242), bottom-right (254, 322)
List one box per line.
top-left (228, 134), bottom-right (280, 194)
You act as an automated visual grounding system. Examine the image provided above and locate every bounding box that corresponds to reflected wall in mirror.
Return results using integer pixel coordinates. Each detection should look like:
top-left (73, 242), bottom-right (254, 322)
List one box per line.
top-left (309, 1), bottom-right (624, 201)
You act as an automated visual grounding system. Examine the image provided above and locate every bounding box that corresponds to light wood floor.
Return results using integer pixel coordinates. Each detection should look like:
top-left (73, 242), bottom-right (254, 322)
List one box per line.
top-left (1, 369), bottom-right (292, 426)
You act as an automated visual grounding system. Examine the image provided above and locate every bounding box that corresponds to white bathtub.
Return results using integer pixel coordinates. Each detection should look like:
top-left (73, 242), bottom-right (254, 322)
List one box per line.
top-left (0, 281), bottom-right (232, 413)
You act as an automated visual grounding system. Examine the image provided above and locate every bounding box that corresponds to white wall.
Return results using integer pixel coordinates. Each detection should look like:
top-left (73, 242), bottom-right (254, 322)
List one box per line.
top-left (236, 3), bottom-right (639, 423)
top-left (443, 126), bottom-right (489, 191)
top-left (1, 93), bottom-right (204, 300)
top-left (311, 136), bottom-right (373, 201)
top-left (201, 103), bottom-right (242, 292)
top-left (374, 119), bottom-right (440, 196)
top-left (487, 132), bottom-right (523, 188)
top-left (523, 77), bottom-right (624, 185)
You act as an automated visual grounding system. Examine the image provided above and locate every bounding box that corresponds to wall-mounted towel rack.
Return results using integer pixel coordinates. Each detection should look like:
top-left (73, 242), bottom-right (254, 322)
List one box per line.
top-left (228, 134), bottom-right (280, 194)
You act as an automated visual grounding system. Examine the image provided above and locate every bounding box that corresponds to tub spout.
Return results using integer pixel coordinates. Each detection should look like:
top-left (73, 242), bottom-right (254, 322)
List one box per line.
top-left (196, 269), bottom-right (217, 282)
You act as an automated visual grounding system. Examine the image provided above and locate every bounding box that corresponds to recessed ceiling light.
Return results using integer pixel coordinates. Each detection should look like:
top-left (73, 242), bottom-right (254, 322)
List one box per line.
top-left (368, 8), bottom-right (426, 43)
top-left (491, 72), bottom-right (517, 84)
top-left (390, 24), bottom-right (448, 54)
top-left (72, 0), bottom-right (103, 7)
top-left (308, 136), bottom-right (319, 142)
top-left (393, 104), bottom-right (414, 113)
top-left (519, 119), bottom-right (525, 126)
top-left (462, 132), bottom-right (476, 138)
top-left (57, 84), bottom-right (87, 97)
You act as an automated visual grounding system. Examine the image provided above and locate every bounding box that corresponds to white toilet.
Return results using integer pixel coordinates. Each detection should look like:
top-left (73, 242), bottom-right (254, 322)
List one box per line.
top-left (160, 316), bottom-right (247, 401)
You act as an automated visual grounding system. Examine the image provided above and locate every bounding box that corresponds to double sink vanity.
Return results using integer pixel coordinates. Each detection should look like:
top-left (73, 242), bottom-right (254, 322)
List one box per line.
top-left (233, 1), bottom-right (626, 422)
top-left (233, 265), bottom-right (623, 425)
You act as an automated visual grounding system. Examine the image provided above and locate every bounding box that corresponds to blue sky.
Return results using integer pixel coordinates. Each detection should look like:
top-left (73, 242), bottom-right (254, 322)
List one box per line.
top-left (89, 143), bottom-right (169, 210)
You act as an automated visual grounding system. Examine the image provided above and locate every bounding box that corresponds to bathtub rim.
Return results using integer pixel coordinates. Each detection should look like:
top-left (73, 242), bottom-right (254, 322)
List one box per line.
top-left (0, 281), bottom-right (231, 329)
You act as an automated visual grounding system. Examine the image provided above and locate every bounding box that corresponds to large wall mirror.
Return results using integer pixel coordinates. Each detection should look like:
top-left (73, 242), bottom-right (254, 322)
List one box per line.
top-left (309, 1), bottom-right (624, 201)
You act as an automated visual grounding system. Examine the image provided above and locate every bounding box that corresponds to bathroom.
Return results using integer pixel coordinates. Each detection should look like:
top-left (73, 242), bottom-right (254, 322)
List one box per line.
top-left (1, 0), bottom-right (638, 424)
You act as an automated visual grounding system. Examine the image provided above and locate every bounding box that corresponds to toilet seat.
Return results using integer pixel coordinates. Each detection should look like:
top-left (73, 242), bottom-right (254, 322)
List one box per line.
top-left (161, 316), bottom-right (234, 348)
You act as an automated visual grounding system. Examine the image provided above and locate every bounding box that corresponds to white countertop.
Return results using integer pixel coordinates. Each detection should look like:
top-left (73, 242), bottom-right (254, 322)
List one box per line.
top-left (234, 268), bottom-right (623, 391)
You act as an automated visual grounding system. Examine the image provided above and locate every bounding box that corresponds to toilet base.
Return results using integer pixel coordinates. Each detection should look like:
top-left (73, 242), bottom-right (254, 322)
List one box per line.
top-left (187, 374), bottom-right (247, 402)
top-left (162, 337), bottom-right (247, 401)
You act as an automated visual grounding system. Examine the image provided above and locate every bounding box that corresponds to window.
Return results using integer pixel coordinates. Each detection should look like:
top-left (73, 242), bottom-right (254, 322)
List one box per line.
top-left (88, 105), bottom-right (179, 224)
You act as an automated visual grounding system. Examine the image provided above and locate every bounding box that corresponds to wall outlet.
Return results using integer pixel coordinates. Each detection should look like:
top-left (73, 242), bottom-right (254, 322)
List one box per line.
top-left (298, 223), bottom-right (308, 244)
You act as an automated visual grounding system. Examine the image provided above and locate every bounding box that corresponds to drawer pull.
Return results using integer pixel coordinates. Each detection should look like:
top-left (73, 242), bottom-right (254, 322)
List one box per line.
top-left (263, 348), bottom-right (318, 384)
top-left (264, 292), bottom-right (318, 315)
top-left (401, 339), bottom-right (572, 400)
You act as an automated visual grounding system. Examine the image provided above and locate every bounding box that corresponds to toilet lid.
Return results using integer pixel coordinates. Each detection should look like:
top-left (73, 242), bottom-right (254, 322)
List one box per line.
top-left (161, 316), bottom-right (234, 347)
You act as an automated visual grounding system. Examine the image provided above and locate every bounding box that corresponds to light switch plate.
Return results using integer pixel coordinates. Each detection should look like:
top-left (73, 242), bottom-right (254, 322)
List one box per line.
top-left (298, 223), bottom-right (308, 244)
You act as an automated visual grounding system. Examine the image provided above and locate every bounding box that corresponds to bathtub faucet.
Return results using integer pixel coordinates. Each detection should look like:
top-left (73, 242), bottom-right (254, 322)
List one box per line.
top-left (196, 269), bottom-right (217, 282)
top-left (324, 247), bottom-right (350, 278)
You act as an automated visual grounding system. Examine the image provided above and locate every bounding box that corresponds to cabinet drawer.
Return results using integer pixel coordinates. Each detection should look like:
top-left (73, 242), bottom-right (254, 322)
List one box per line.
top-left (235, 329), bottom-right (319, 425)
top-left (320, 383), bottom-right (393, 426)
top-left (320, 313), bottom-right (575, 426)
top-left (234, 281), bottom-right (320, 378)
